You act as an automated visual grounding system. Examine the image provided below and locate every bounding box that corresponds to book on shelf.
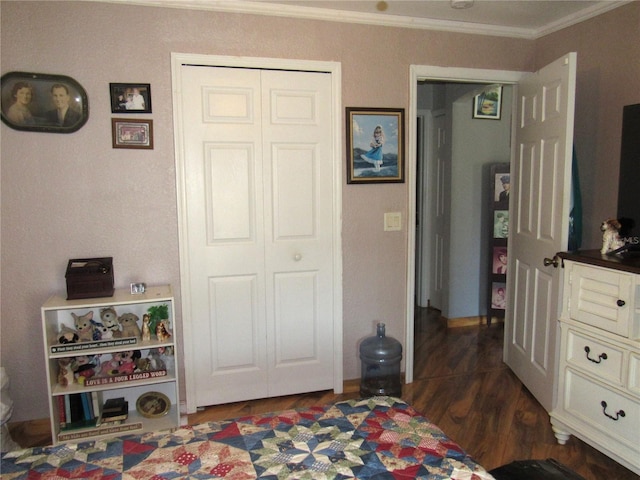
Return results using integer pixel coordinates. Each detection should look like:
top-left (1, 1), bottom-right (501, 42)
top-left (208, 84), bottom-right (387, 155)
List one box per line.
top-left (102, 397), bottom-right (126, 414)
top-left (91, 391), bottom-right (101, 420)
top-left (80, 392), bottom-right (92, 421)
top-left (97, 397), bottom-right (128, 426)
top-left (69, 393), bottom-right (84, 422)
top-left (64, 395), bottom-right (72, 425)
top-left (58, 392), bottom-right (104, 430)
top-left (99, 410), bottom-right (128, 423)
top-left (59, 393), bottom-right (99, 431)
top-left (57, 396), bottom-right (66, 428)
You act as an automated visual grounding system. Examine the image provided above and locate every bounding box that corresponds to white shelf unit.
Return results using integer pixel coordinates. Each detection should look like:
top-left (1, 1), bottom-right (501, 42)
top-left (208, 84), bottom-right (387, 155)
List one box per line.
top-left (41, 285), bottom-right (180, 445)
top-left (550, 258), bottom-right (640, 475)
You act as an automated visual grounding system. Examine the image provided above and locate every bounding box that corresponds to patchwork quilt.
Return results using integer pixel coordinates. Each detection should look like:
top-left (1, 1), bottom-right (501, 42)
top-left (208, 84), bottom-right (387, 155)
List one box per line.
top-left (1, 396), bottom-right (494, 479)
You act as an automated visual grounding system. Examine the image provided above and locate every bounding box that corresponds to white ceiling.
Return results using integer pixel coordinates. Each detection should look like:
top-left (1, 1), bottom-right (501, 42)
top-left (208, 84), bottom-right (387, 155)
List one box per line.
top-left (104, 0), bottom-right (628, 39)
top-left (242, 0), bottom-right (628, 38)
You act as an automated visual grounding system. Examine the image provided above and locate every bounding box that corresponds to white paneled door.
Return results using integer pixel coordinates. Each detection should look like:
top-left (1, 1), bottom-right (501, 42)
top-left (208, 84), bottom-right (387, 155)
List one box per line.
top-left (179, 65), bottom-right (336, 407)
top-left (505, 53), bottom-right (577, 412)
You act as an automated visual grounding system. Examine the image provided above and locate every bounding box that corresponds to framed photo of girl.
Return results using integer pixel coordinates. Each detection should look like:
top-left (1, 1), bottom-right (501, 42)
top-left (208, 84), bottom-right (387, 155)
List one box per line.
top-left (1, 71), bottom-right (88, 133)
top-left (346, 107), bottom-right (405, 184)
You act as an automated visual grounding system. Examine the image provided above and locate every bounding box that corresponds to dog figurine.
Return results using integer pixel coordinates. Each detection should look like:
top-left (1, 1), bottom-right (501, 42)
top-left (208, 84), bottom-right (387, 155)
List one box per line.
top-left (600, 218), bottom-right (625, 254)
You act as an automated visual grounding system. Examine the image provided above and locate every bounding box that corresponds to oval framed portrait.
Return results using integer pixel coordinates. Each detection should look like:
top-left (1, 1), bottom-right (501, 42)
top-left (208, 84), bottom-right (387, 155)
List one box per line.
top-left (1, 71), bottom-right (89, 133)
top-left (136, 391), bottom-right (171, 419)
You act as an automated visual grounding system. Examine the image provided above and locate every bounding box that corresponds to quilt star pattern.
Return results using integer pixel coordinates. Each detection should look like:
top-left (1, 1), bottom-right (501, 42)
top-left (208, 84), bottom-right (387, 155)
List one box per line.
top-left (1, 396), bottom-right (494, 479)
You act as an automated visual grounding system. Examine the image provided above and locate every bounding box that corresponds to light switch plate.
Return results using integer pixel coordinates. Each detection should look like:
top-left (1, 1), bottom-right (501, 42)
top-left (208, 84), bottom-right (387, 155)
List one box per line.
top-left (384, 212), bottom-right (402, 231)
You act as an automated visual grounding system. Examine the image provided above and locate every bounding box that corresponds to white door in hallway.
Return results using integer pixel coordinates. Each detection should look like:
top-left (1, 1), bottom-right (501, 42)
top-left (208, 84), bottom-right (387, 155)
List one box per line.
top-left (179, 65), bottom-right (336, 407)
top-left (504, 53), bottom-right (577, 412)
top-left (429, 110), bottom-right (447, 311)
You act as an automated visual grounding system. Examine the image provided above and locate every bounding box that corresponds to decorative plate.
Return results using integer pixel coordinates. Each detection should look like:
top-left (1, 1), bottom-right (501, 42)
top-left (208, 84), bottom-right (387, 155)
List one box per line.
top-left (136, 391), bottom-right (170, 418)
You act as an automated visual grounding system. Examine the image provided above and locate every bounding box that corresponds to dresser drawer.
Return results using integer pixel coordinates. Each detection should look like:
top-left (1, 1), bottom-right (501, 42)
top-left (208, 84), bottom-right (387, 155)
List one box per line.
top-left (569, 264), bottom-right (632, 337)
top-left (566, 329), bottom-right (624, 385)
top-left (564, 369), bottom-right (640, 449)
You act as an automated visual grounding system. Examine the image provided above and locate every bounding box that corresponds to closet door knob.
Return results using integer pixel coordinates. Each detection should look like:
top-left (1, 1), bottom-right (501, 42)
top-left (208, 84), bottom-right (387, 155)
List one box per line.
top-left (294, 254), bottom-right (302, 261)
top-left (616, 299), bottom-right (626, 307)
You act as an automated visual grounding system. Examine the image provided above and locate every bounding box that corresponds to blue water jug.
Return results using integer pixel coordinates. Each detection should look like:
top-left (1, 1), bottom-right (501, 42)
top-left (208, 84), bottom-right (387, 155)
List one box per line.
top-left (359, 323), bottom-right (402, 397)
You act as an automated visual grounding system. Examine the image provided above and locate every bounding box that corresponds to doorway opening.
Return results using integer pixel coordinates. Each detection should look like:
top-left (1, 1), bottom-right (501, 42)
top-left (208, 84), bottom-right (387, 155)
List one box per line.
top-left (414, 81), bottom-right (512, 316)
top-left (405, 65), bottom-right (523, 384)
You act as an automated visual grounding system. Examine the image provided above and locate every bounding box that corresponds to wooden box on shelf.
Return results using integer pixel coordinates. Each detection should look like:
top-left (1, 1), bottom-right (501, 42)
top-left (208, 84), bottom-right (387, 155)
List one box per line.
top-left (41, 285), bottom-right (180, 445)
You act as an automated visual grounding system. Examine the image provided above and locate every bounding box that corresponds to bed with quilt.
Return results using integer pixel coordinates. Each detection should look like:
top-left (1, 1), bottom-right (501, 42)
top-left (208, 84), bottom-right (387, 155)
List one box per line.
top-left (1, 396), bottom-right (494, 479)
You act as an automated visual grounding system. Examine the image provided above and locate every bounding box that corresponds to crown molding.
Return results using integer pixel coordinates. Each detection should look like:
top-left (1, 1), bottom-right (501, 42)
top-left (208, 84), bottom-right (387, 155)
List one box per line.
top-left (95, 0), bottom-right (630, 40)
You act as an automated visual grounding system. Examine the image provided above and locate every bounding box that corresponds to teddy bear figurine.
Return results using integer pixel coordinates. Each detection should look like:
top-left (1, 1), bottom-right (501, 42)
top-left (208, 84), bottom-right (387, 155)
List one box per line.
top-left (117, 350), bottom-right (141, 375)
top-left (600, 218), bottom-right (626, 254)
top-left (156, 320), bottom-right (172, 342)
top-left (100, 307), bottom-right (121, 338)
top-left (118, 313), bottom-right (142, 340)
top-left (57, 324), bottom-right (79, 344)
top-left (99, 355), bottom-right (121, 377)
top-left (93, 322), bottom-right (112, 340)
top-left (141, 314), bottom-right (152, 342)
top-left (72, 311), bottom-right (96, 342)
top-left (57, 357), bottom-right (76, 387)
top-left (73, 355), bottom-right (97, 384)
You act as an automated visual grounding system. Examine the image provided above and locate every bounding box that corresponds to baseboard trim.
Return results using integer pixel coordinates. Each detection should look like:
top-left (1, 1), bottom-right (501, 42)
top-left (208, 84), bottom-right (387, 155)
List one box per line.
top-left (444, 315), bottom-right (504, 328)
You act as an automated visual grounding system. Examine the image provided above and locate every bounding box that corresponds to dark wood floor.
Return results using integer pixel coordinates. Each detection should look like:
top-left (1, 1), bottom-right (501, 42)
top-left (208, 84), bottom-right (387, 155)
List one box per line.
top-left (8, 308), bottom-right (639, 479)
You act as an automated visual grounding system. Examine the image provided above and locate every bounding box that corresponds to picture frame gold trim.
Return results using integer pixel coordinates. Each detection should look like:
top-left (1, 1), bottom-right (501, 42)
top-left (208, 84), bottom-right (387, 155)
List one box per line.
top-left (346, 107), bottom-right (405, 184)
top-left (111, 118), bottom-right (153, 149)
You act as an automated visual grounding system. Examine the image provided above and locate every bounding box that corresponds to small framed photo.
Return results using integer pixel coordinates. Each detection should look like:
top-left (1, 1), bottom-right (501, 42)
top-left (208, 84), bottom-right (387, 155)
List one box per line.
top-left (473, 85), bottom-right (502, 120)
top-left (130, 282), bottom-right (146, 295)
top-left (494, 172), bottom-right (510, 204)
top-left (1, 71), bottom-right (88, 133)
top-left (346, 107), bottom-right (405, 184)
top-left (493, 210), bottom-right (509, 239)
top-left (136, 391), bottom-right (171, 418)
top-left (112, 118), bottom-right (153, 149)
top-left (491, 282), bottom-right (507, 310)
top-left (110, 83), bottom-right (151, 113)
top-left (492, 247), bottom-right (508, 274)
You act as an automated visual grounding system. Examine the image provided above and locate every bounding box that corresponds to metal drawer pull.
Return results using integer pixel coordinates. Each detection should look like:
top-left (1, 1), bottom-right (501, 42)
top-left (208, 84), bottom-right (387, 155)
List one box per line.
top-left (600, 401), bottom-right (625, 421)
top-left (616, 299), bottom-right (625, 307)
top-left (584, 346), bottom-right (607, 363)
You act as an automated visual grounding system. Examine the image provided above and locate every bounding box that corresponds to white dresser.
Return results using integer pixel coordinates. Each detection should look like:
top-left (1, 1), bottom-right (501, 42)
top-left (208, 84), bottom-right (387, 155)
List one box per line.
top-left (550, 251), bottom-right (640, 475)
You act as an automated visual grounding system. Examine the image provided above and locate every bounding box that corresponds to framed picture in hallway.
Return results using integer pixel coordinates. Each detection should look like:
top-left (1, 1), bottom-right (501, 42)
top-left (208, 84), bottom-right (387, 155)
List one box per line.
top-left (473, 85), bottom-right (502, 120)
top-left (346, 107), bottom-right (405, 184)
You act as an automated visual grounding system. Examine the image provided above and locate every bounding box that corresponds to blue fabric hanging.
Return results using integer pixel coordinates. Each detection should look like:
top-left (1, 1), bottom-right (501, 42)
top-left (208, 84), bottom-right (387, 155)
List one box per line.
top-left (568, 145), bottom-right (583, 251)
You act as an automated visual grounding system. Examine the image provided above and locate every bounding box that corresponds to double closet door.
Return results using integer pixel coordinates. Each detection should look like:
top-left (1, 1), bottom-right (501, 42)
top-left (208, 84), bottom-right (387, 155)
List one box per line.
top-left (180, 65), bottom-right (336, 407)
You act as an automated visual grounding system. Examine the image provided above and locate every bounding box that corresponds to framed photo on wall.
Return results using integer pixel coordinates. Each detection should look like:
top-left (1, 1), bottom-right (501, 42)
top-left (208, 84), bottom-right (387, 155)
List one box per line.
top-left (109, 83), bottom-right (152, 113)
top-left (0, 71), bottom-right (88, 133)
top-left (111, 118), bottom-right (153, 149)
top-left (473, 85), bottom-right (502, 120)
top-left (346, 107), bottom-right (405, 184)
top-left (491, 282), bottom-right (507, 310)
